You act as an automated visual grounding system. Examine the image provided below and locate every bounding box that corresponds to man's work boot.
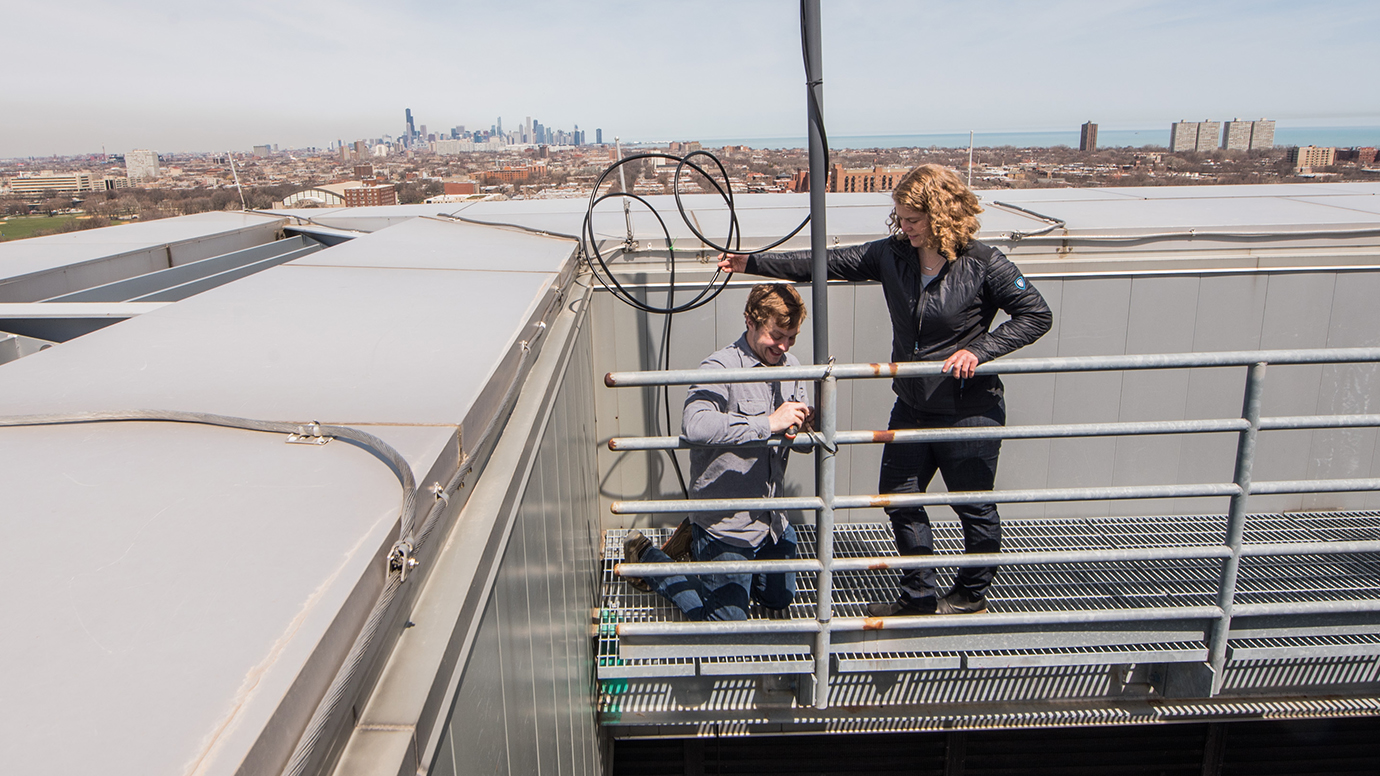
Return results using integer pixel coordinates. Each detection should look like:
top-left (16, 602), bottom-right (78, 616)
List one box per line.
top-left (622, 530), bottom-right (652, 592)
top-left (661, 518), bottom-right (694, 562)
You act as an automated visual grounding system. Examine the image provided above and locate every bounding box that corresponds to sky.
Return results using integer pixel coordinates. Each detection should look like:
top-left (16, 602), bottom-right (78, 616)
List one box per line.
top-left (4, 0), bottom-right (1379, 158)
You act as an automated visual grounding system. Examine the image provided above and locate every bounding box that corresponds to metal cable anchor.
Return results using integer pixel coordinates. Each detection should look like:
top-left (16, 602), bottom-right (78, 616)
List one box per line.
top-left (287, 421), bottom-right (332, 445)
top-left (388, 539), bottom-right (420, 581)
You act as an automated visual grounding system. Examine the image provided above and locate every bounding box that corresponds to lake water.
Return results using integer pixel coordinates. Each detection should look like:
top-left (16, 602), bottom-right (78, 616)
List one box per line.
top-left (668, 126), bottom-right (1380, 151)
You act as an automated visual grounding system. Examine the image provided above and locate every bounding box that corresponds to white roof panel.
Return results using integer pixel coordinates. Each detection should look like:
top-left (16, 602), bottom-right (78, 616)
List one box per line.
top-left (0, 213), bottom-right (574, 775)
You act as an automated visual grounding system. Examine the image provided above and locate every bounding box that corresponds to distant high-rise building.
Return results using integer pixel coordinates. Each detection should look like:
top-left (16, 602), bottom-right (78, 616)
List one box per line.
top-left (405, 109), bottom-right (415, 147)
top-left (1249, 119), bottom-right (1275, 150)
top-left (1169, 121), bottom-right (1196, 152)
top-left (1222, 120), bottom-right (1253, 151)
top-left (1290, 146), bottom-right (1335, 170)
top-left (596, 128), bottom-right (603, 145)
top-left (126, 149), bottom-right (160, 181)
top-left (1079, 122), bottom-right (1098, 152)
top-left (1196, 121), bottom-right (1220, 152)
top-left (252, 145), bottom-right (272, 158)
top-left (497, 117), bottom-right (502, 136)
top-left (1169, 121), bottom-right (1219, 152)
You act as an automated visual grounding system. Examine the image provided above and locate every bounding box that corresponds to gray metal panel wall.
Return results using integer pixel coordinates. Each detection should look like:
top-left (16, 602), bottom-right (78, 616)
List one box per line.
top-left (594, 266), bottom-right (1380, 530)
top-left (431, 317), bottom-right (603, 776)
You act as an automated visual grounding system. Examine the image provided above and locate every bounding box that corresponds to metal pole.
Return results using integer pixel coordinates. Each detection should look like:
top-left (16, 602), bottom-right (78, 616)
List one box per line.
top-left (967, 130), bottom-right (974, 188)
top-left (803, 0), bottom-right (829, 363)
top-left (802, 0), bottom-right (833, 711)
top-left (813, 374), bottom-right (837, 709)
top-left (1207, 361), bottom-right (1266, 694)
top-left (615, 137), bottom-right (635, 251)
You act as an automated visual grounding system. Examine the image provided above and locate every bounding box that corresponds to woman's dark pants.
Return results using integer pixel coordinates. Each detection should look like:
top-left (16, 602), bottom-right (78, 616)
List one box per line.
top-left (877, 398), bottom-right (1004, 608)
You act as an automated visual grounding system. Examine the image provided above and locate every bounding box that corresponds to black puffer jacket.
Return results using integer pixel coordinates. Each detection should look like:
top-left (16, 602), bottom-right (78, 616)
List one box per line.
top-left (747, 237), bottom-right (1052, 415)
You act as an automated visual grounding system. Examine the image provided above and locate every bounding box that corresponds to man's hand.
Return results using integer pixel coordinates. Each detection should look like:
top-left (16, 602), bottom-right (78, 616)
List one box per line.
top-left (942, 349), bottom-right (979, 379)
top-left (717, 253), bottom-right (748, 274)
top-left (768, 401), bottom-right (811, 433)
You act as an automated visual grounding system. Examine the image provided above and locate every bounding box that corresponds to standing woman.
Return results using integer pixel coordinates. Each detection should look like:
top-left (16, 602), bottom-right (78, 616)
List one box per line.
top-left (718, 164), bottom-right (1052, 616)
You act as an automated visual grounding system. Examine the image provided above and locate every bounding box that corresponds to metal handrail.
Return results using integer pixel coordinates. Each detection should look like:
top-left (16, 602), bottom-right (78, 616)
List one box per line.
top-left (603, 347), bottom-right (1380, 707)
top-left (603, 347), bottom-right (1380, 387)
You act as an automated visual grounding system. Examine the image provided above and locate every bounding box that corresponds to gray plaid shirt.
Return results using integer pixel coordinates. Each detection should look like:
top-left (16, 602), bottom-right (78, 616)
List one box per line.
top-left (682, 334), bottom-right (807, 548)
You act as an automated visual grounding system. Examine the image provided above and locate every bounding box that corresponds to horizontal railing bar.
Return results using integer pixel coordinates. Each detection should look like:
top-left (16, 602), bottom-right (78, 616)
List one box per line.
top-left (831, 546), bottom-right (1233, 570)
top-left (614, 606), bottom-right (1226, 638)
top-left (611, 496), bottom-right (824, 514)
top-left (615, 546), bottom-right (1233, 578)
top-left (1259, 414), bottom-right (1380, 431)
top-left (604, 348), bottom-right (1380, 387)
top-left (616, 559), bottom-right (822, 577)
top-left (608, 418), bottom-right (1252, 451)
top-left (1250, 478), bottom-right (1380, 494)
top-left (1231, 599), bottom-right (1380, 617)
top-left (612, 484), bottom-right (1240, 515)
top-left (832, 483), bottom-right (1241, 509)
top-left (617, 619), bottom-right (821, 637)
top-left (834, 605), bottom-right (1226, 630)
top-left (615, 541), bottom-right (1380, 580)
top-left (1240, 540), bottom-right (1380, 557)
top-left (606, 414), bottom-right (1380, 452)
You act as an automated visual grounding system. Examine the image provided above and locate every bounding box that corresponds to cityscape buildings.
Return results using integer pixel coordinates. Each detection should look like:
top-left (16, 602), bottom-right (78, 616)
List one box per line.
top-left (1222, 120), bottom-right (1253, 151)
top-left (1080, 122), bottom-right (1098, 152)
top-left (125, 149), bottom-right (160, 181)
top-left (1172, 119), bottom-right (1275, 151)
top-left (1291, 145), bottom-right (1336, 170)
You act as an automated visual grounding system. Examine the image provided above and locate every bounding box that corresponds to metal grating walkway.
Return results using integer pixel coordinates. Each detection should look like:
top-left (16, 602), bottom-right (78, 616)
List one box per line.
top-left (598, 511), bottom-right (1380, 679)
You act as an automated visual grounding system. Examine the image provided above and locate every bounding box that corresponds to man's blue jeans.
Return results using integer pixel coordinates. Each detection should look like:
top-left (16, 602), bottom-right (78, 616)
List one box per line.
top-left (641, 522), bottom-right (797, 621)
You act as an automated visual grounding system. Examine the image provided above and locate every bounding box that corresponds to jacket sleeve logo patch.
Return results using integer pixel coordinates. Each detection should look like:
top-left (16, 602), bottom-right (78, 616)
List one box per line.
top-left (1014, 276), bottom-right (1028, 290)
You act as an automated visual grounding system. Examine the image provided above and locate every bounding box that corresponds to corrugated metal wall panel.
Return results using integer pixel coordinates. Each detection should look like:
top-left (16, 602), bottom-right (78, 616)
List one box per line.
top-left (430, 318), bottom-right (603, 776)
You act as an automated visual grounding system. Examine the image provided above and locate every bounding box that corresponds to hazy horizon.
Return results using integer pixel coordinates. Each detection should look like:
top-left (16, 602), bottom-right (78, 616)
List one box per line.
top-left (4, 0), bottom-right (1378, 158)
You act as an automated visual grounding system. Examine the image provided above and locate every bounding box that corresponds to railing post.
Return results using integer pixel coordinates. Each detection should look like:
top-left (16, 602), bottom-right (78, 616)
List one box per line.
top-left (1207, 361), bottom-right (1267, 693)
top-left (812, 373), bottom-right (837, 709)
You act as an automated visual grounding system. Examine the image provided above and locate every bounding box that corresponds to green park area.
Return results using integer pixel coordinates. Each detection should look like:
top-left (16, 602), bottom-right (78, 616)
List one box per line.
top-left (0, 215), bottom-right (132, 242)
top-left (0, 215), bottom-right (80, 241)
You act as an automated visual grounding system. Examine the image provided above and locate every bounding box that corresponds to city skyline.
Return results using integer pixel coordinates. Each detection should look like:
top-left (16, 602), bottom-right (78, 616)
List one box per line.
top-left (4, 0), bottom-right (1379, 158)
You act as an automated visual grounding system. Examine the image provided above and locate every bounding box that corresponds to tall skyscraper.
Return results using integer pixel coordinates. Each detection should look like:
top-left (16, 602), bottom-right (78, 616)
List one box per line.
top-left (126, 149), bottom-right (160, 182)
top-left (1196, 121), bottom-right (1221, 152)
top-left (405, 109), bottom-right (415, 147)
top-left (1222, 120), bottom-right (1253, 151)
top-left (1079, 122), bottom-right (1098, 152)
top-left (1170, 121), bottom-right (1220, 152)
top-left (596, 128), bottom-right (603, 145)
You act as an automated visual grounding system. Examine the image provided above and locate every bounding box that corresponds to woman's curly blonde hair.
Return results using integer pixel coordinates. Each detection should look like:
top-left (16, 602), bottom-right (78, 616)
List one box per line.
top-left (886, 164), bottom-right (983, 260)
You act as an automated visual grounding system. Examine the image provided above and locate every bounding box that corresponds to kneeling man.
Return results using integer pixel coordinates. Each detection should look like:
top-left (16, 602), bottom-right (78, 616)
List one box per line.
top-left (625, 284), bottom-right (812, 620)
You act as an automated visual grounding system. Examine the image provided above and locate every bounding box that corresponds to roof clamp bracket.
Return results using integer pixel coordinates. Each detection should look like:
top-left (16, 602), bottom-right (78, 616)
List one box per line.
top-left (388, 539), bottom-right (420, 581)
top-left (287, 421), bottom-right (333, 446)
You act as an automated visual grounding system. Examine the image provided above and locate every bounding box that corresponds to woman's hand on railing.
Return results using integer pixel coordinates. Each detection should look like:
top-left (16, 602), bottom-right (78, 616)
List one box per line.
top-left (942, 349), bottom-right (979, 379)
